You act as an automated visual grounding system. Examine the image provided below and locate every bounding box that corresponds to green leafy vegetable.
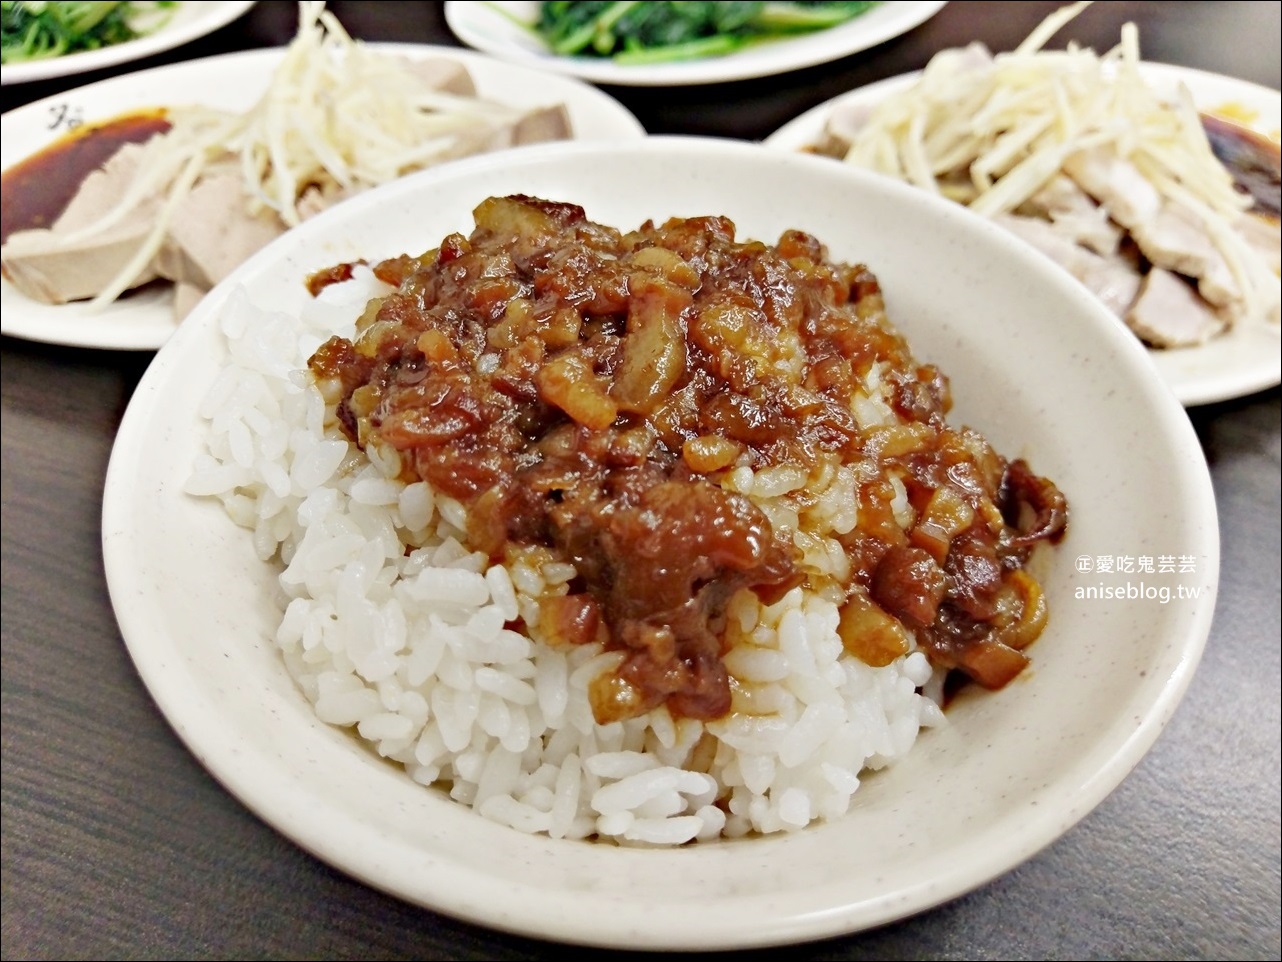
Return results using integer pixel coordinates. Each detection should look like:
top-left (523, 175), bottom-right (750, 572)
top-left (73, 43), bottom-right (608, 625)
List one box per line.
top-left (1, 0), bottom-right (176, 64)
top-left (532, 1), bottom-right (880, 63)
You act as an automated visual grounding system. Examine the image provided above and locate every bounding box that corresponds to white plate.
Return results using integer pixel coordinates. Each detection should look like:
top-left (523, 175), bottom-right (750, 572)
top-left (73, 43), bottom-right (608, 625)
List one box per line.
top-left (0, 44), bottom-right (644, 351)
top-left (0, 1), bottom-right (257, 85)
top-left (444, 0), bottom-right (946, 86)
top-left (102, 137), bottom-right (1217, 949)
top-left (764, 62), bottom-right (1282, 407)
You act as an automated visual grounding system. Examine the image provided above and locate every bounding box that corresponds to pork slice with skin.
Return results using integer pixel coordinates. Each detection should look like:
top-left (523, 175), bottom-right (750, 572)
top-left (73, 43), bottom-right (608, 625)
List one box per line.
top-left (508, 105), bottom-right (574, 147)
top-left (1063, 147), bottom-right (1163, 228)
top-left (402, 56), bottom-right (477, 96)
top-left (992, 213), bottom-right (1142, 318)
top-left (154, 165), bottom-right (285, 295)
top-left (1129, 200), bottom-right (1243, 315)
top-left (446, 105), bottom-right (574, 160)
top-left (1125, 267), bottom-right (1228, 347)
top-left (1064, 147), bottom-right (1260, 326)
top-left (0, 142), bottom-right (163, 304)
top-left (1018, 174), bottom-right (1123, 256)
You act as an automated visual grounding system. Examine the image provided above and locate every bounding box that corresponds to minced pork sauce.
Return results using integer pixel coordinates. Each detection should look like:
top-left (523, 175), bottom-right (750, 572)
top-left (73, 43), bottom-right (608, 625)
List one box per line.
top-left (307, 195), bottom-right (1067, 724)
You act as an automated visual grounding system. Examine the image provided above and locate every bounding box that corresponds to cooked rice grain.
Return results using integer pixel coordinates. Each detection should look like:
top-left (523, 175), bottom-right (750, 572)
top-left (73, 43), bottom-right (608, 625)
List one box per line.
top-left (186, 270), bottom-right (945, 846)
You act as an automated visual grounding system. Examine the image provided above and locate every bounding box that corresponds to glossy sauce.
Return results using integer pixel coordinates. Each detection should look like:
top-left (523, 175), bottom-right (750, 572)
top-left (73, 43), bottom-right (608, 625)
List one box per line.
top-left (309, 195), bottom-right (1067, 723)
top-left (0, 109), bottom-right (170, 244)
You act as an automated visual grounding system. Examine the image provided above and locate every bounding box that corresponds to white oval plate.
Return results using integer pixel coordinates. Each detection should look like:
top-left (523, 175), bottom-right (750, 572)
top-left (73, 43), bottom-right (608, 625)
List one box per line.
top-left (444, 0), bottom-right (946, 86)
top-left (0, 44), bottom-right (645, 351)
top-left (102, 137), bottom-right (1217, 949)
top-left (764, 62), bottom-right (1282, 407)
top-left (0, 1), bottom-right (257, 86)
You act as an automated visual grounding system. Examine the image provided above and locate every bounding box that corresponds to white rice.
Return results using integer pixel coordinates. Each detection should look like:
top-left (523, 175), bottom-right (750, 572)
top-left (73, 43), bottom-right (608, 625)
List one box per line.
top-left (186, 269), bottom-right (946, 845)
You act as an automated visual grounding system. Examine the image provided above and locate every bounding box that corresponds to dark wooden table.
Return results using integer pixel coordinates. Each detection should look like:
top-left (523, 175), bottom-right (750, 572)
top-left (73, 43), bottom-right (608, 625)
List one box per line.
top-left (3, 2), bottom-right (1279, 958)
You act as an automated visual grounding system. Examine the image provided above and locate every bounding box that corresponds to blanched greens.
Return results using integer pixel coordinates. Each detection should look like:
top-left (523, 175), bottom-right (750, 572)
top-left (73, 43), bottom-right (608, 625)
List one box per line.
top-left (1, 1), bottom-right (175, 64)
top-left (534, 1), bottom-right (880, 64)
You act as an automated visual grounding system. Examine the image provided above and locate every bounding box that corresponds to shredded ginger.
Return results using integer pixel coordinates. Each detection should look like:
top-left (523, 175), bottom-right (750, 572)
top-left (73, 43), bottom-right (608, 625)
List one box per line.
top-left (66, 0), bottom-right (560, 308)
top-left (835, 0), bottom-right (1279, 329)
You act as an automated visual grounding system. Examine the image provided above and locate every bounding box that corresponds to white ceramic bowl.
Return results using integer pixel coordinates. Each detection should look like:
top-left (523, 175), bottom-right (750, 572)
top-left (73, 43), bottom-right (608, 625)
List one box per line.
top-left (102, 137), bottom-right (1218, 950)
